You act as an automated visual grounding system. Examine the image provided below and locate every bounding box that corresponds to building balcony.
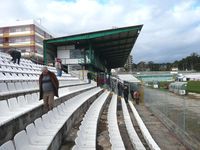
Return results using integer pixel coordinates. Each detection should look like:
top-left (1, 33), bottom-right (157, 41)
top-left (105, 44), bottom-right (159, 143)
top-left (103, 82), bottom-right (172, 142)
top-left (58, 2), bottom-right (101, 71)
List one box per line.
top-left (9, 31), bottom-right (35, 37)
top-left (0, 31), bottom-right (35, 38)
top-left (0, 41), bottom-right (35, 48)
top-left (35, 32), bottom-right (45, 39)
top-left (35, 42), bottom-right (43, 48)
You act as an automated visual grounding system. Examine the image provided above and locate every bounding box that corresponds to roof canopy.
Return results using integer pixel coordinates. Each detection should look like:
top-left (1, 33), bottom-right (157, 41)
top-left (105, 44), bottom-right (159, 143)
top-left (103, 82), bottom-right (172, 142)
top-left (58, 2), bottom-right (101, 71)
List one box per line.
top-left (118, 74), bottom-right (141, 83)
top-left (44, 25), bottom-right (143, 70)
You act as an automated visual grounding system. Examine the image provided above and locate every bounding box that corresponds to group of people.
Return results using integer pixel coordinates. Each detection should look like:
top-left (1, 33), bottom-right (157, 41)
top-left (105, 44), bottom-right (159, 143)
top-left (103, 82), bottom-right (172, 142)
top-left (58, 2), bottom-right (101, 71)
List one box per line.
top-left (38, 68), bottom-right (140, 113)
top-left (117, 81), bottom-right (140, 104)
top-left (38, 67), bottom-right (142, 113)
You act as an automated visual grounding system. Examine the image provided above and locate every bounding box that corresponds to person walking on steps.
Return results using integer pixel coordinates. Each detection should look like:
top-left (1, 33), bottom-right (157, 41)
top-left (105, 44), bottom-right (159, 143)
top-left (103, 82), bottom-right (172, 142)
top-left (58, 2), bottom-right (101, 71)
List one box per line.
top-left (39, 66), bottom-right (59, 112)
top-left (55, 58), bottom-right (62, 77)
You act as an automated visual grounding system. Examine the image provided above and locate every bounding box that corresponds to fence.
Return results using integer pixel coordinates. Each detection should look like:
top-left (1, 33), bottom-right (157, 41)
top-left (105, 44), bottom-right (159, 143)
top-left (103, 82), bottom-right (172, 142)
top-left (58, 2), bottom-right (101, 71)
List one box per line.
top-left (144, 87), bottom-right (200, 149)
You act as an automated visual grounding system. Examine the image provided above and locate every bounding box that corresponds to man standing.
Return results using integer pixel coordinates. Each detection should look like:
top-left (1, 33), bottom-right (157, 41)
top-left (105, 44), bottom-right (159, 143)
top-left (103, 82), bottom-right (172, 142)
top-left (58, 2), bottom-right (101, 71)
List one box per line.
top-left (123, 85), bottom-right (129, 103)
top-left (134, 90), bottom-right (140, 105)
top-left (39, 66), bottom-right (59, 111)
top-left (55, 58), bottom-right (62, 77)
top-left (117, 81), bottom-right (123, 97)
top-left (87, 71), bottom-right (92, 83)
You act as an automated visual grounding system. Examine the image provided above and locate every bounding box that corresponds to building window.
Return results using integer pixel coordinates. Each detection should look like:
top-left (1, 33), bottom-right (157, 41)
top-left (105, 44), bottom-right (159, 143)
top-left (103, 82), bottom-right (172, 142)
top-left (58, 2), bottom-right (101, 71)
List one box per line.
top-left (70, 49), bottom-right (83, 59)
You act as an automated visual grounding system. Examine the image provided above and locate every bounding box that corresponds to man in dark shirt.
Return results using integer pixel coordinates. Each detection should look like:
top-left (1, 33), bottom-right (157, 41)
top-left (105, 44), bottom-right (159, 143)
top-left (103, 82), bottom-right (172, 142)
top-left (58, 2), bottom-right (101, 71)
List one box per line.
top-left (123, 85), bottom-right (129, 103)
top-left (8, 49), bottom-right (21, 65)
top-left (39, 66), bottom-right (59, 111)
top-left (87, 72), bottom-right (92, 83)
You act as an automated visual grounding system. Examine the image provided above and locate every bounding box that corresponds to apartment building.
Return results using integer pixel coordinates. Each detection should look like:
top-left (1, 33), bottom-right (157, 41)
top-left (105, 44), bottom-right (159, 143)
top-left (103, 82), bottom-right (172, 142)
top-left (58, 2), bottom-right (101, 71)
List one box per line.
top-left (125, 55), bottom-right (133, 72)
top-left (0, 20), bottom-right (54, 61)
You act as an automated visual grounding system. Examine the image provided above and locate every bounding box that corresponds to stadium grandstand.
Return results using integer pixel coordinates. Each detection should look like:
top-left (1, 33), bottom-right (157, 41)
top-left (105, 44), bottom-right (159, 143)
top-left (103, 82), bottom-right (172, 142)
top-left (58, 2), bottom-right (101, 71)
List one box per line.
top-left (0, 24), bottom-right (163, 150)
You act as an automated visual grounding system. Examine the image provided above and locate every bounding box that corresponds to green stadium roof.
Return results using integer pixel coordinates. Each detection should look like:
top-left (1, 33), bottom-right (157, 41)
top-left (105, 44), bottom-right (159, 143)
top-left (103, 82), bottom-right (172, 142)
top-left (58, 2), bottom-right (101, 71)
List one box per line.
top-left (44, 24), bottom-right (143, 70)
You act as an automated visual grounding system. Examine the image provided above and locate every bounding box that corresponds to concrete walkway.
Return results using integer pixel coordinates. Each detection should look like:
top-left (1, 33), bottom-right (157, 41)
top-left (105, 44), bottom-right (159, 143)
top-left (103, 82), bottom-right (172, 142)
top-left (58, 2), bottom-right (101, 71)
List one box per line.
top-left (135, 104), bottom-right (187, 150)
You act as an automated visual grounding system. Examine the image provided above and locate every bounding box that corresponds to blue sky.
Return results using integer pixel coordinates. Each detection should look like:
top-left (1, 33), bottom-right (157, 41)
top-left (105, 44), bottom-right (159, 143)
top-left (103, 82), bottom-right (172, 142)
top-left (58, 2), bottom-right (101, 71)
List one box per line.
top-left (0, 0), bottom-right (200, 63)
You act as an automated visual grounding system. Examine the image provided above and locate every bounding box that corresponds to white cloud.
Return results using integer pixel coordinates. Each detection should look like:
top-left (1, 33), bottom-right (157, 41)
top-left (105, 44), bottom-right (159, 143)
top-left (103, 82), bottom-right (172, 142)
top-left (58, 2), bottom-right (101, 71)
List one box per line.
top-left (0, 0), bottom-right (200, 63)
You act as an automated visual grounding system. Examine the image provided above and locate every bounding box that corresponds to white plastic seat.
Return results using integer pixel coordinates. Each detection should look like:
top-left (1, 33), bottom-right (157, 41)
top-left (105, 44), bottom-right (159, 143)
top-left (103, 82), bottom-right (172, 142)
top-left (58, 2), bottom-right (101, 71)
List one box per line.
top-left (5, 73), bottom-right (14, 80)
top-left (14, 81), bottom-right (23, 91)
top-left (0, 72), bottom-right (7, 80)
top-left (14, 130), bottom-right (47, 150)
top-left (25, 94), bottom-right (40, 105)
top-left (21, 81), bottom-right (29, 89)
top-left (0, 140), bottom-right (15, 150)
top-left (31, 93), bottom-right (40, 103)
top-left (41, 114), bottom-right (62, 131)
top-left (18, 73), bottom-right (25, 80)
top-left (1, 66), bottom-right (9, 72)
top-left (17, 95), bottom-right (36, 110)
top-left (48, 110), bottom-right (67, 123)
top-left (26, 123), bottom-right (53, 146)
top-left (7, 82), bottom-right (16, 92)
top-left (0, 100), bottom-right (17, 125)
top-left (0, 82), bottom-right (9, 95)
top-left (8, 97), bottom-right (29, 113)
top-left (34, 118), bottom-right (56, 136)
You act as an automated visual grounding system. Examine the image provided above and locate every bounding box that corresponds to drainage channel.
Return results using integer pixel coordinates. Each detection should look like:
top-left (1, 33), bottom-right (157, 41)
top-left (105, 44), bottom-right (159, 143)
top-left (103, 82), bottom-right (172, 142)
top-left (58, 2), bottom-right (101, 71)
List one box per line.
top-left (127, 104), bottom-right (151, 150)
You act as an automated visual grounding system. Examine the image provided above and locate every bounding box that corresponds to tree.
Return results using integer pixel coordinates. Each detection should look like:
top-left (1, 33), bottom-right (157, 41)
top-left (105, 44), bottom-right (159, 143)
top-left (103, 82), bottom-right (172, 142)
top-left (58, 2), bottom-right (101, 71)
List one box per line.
top-left (137, 61), bottom-right (147, 71)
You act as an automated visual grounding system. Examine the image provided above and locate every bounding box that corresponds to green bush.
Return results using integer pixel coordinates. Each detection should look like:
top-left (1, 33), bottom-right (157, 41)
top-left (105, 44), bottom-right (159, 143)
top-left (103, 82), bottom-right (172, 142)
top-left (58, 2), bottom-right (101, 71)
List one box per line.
top-left (187, 81), bottom-right (200, 94)
top-left (159, 81), bottom-right (172, 89)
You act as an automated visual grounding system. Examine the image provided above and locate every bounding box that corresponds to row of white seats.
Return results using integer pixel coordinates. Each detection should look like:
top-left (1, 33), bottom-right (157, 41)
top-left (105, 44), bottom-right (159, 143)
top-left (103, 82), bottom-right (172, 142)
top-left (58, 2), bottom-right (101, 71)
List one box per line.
top-left (0, 93), bottom-right (40, 125)
top-left (0, 63), bottom-right (69, 78)
top-left (0, 65), bottom-right (41, 74)
top-left (0, 79), bottom-right (88, 97)
top-left (0, 71), bottom-right (78, 82)
top-left (0, 54), bottom-right (31, 64)
top-left (0, 59), bottom-right (38, 70)
top-left (0, 71), bottom-right (39, 81)
top-left (72, 91), bottom-right (110, 150)
top-left (0, 87), bottom-right (102, 150)
top-left (0, 81), bottom-right (38, 96)
top-left (0, 83), bottom-right (96, 126)
top-left (0, 52), bottom-right (71, 78)
top-left (0, 56), bottom-right (41, 70)
top-left (59, 84), bottom-right (96, 98)
top-left (128, 101), bottom-right (161, 150)
top-left (0, 59), bottom-right (40, 71)
top-left (0, 52), bottom-right (50, 71)
top-left (0, 53), bottom-right (56, 73)
top-left (121, 98), bottom-right (145, 150)
top-left (107, 94), bottom-right (125, 149)
top-left (0, 63), bottom-right (71, 80)
top-left (0, 52), bottom-right (12, 58)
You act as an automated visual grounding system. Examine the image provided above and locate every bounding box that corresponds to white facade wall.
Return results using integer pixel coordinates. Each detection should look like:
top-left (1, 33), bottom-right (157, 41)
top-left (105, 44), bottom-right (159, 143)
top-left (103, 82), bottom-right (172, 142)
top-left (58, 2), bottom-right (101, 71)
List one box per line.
top-left (57, 45), bottom-right (80, 65)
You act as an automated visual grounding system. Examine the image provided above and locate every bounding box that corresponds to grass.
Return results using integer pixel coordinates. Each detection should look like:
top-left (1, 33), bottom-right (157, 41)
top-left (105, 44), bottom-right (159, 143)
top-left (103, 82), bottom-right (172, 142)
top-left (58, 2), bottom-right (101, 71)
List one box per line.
top-left (187, 81), bottom-right (200, 94)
